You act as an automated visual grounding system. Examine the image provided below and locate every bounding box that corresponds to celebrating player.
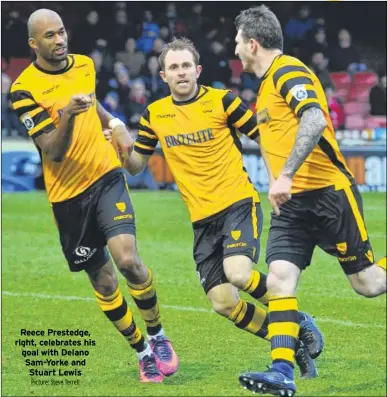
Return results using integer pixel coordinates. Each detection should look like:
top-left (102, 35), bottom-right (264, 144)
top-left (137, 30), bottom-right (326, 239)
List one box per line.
top-left (10, 9), bottom-right (178, 383)
top-left (234, 5), bottom-right (386, 396)
top-left (117, 37), bottom-right (324, 380)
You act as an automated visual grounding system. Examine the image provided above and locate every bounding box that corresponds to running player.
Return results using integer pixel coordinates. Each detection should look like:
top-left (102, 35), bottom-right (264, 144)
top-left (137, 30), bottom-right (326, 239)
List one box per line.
top-left (115, 37), bottom-right (324, 380)
top-left (234, 5), bottom-right (386, 396)
top-left (10, 8), bottom-right (178, 383)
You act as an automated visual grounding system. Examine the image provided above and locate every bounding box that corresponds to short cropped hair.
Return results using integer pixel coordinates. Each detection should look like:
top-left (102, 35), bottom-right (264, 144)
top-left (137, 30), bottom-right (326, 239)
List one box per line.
top-left (235, 5), bottom-right (283, 51)
top-left (158, 37), bottom-right (200, 70)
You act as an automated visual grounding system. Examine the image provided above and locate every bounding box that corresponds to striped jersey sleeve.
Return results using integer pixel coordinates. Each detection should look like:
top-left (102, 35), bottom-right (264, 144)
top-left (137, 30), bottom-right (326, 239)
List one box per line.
top-left (134, 107), bottom-right (159, 155)
top-left (222, 91), bottom-right (259, 140)
top-left (273, 65), bottom-right (322, 118)
top-left (10, 89), bottom-right (56, 138)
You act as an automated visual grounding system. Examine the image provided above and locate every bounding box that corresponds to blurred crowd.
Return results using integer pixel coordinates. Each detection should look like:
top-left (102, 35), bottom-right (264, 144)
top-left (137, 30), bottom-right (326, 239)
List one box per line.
top-left (2, 2), bottom-right (386, 138)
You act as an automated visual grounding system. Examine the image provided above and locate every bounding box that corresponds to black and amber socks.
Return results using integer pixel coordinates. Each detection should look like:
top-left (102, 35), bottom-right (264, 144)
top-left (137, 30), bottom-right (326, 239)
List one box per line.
top-left (228, 299), bottom-right (269, 340)
top-left (127, 268), bottom-right (162, 336)
top-left (94, 286), bottom-right (145, 352)
top-left (268, 296), bottom-right (300, 379)
top-left (242, 270), bottom-right (271, 305)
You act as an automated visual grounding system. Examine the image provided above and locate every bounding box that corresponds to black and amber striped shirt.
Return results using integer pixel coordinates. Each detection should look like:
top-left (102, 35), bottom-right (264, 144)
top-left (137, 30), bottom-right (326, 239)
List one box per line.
top-left (255, 55), bottom-right (354, 193)
top-left (10, 54), bottom-right (121, 202)
top-left (134, 85), bottom-right (260, 222)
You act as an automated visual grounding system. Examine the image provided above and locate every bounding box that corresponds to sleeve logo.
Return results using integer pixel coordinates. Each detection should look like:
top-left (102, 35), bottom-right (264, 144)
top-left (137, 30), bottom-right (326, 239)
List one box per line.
top-left (290, 84), bottom-right (308, 101)
top-left (21, 113), bottom-right (34, 130)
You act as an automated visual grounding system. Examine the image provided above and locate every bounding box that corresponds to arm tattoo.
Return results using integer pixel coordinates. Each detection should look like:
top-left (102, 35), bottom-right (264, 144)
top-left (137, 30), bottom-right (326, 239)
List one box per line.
top-left (281, 107), bottom-right (327, 178)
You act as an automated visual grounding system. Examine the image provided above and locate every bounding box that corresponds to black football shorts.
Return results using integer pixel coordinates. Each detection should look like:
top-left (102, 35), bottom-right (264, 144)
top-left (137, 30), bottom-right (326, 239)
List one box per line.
top-left (52, 168), bottom-right (136, 272)
top-left (193, 198), bottom-right (263, 294)
top-left (266, 184), bottom-right (374, 275)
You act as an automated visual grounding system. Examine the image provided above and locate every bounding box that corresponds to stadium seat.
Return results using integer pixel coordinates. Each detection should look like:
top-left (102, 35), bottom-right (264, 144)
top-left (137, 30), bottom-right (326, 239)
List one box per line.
top-left (7, 57), bottom-right (31, 82)
top-left (347, 85), bottom-right (371, 102)
top-left (229, 59), bottom-right (243, 79)
top-left (336, 87), bottom-right (349, 101)
top-left (345, 114), bottom-right (366, 129)
top-left (343, 101), bottom-right (370, 116)
top-left (365, 116), bottom-right (387, 128)
top-left (330, 72), bottom-right (351, 89)
top-left (353, 71), bottom-right (378, 86)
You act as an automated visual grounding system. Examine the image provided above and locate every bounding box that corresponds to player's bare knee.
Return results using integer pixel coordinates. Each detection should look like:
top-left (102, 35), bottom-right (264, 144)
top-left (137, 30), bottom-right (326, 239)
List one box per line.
top-left (223, 255), bottom-right (252, 289)
top-left (349, 266), bottom-right (386, 298)
top-left (225, 269), bottom-right (250, 289)
top-left (267, 260), bottom-right (299, 295)
top-left (352, 278), bottom-right (385, 298)
top-left (210, 298), bottom-right (238, 318)
top-left (116, 251), bottom-right (143, 277)
top-left (86, 261), bottom-right (118, 296)
top-left (207, 284), bottom-right (239, 318)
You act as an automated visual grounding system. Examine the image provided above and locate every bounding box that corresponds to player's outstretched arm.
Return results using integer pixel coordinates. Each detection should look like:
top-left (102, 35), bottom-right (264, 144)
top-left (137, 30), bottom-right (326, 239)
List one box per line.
top-left (35, 94), bottom-right (92, 162)
top-left (281, 107), bottom-right (327, 179)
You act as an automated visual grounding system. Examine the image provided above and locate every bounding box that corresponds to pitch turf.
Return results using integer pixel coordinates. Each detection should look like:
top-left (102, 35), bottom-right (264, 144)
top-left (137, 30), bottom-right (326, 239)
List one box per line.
top-left (1, 191), bottom-right (386, 397)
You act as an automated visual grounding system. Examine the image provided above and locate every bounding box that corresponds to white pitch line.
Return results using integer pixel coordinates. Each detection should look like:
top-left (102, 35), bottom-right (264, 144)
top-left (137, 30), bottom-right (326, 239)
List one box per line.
top-left (2, 290), bottom-right (385, 329)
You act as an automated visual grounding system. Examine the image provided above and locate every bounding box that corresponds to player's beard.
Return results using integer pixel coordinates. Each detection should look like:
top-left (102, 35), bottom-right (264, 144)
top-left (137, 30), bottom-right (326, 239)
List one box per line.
top-left (45, 47), bottom-right (68, 64)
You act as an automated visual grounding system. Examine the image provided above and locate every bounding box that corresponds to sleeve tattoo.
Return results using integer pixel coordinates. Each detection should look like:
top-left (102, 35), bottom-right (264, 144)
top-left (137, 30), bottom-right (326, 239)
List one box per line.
top-left (281, 107), bottom-right (327, 178)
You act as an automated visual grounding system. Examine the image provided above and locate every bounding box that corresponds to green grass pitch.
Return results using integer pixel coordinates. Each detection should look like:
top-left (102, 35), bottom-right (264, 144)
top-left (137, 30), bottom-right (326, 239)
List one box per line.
top-left (2, 191), bottom-right (386, 396)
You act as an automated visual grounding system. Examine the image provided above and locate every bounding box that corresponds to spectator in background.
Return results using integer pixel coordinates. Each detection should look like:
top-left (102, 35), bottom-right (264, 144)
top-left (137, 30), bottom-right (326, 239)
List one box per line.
top-left (72, 10), bottom-right (101, 55)
top-left (160, 26), bottom-right (172, 42)
top-left (2, 10), bottom-right (29, 59)
top-left (116, 38), bottom-right (146, 78)
top-left (94, 39), bottom-right (114, 73)
top-left (326, 87), bottom-right (345, 130)
top-left (125, 79), bottom-right (148, 129)
top-left (112, 63), bottom-right (132, 104)
top-left (108, 9), bottom-right (136, 54)
top-left (200, 41), bottom-right (232, 87)
top-left (329, 29), bottom-right (366, 74)
top-left (140, 56), bottom-right (169, 102)
top-left (303, 27), bottom-right (329, 63)
top-left (284, 5), bottom-right (315, 46)
top-left (136, 10), bottom-right (160, 54)
top-left (309, 52), bottom-right (334, 91)
top-left (186, 3), bottom-right (211, 51)
top-left (162, 2), bottom-right (178, 37)
top-left (102, 91), bottom-right (127, 124)
top-left (91, 49), bottom-right (112, 100)
top-left (147, 38), bottom-right (165, 59)
top-left (2, 68), bottom-right (25, 137)
top-left (369, 71), bottom-right (386, 116)
top-left (206, 16), bottom-right (235, 57)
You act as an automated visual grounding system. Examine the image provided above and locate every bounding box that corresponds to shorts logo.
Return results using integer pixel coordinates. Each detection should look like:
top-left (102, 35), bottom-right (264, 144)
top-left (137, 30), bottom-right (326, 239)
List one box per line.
top-left (231, 230), bottom-right (241, 241)
top-left (116, 202), bottom-right (126, 212)
top-left (338, 256), bottom-right (357, 262)
top-left (336, 242), bottom-right (347, 255)
top-left (365, 250), bottom-right (374, 263)
top-left (75, 246), bottom-right (91, 257)
top-left (74, 246), bottom-right (97, 264)
top-left (227, 242), bottom-right (247, 248)
top-left (21, 114), bottom-right (34, 130)
top-left (290, 84), bottom-right (308, 101)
